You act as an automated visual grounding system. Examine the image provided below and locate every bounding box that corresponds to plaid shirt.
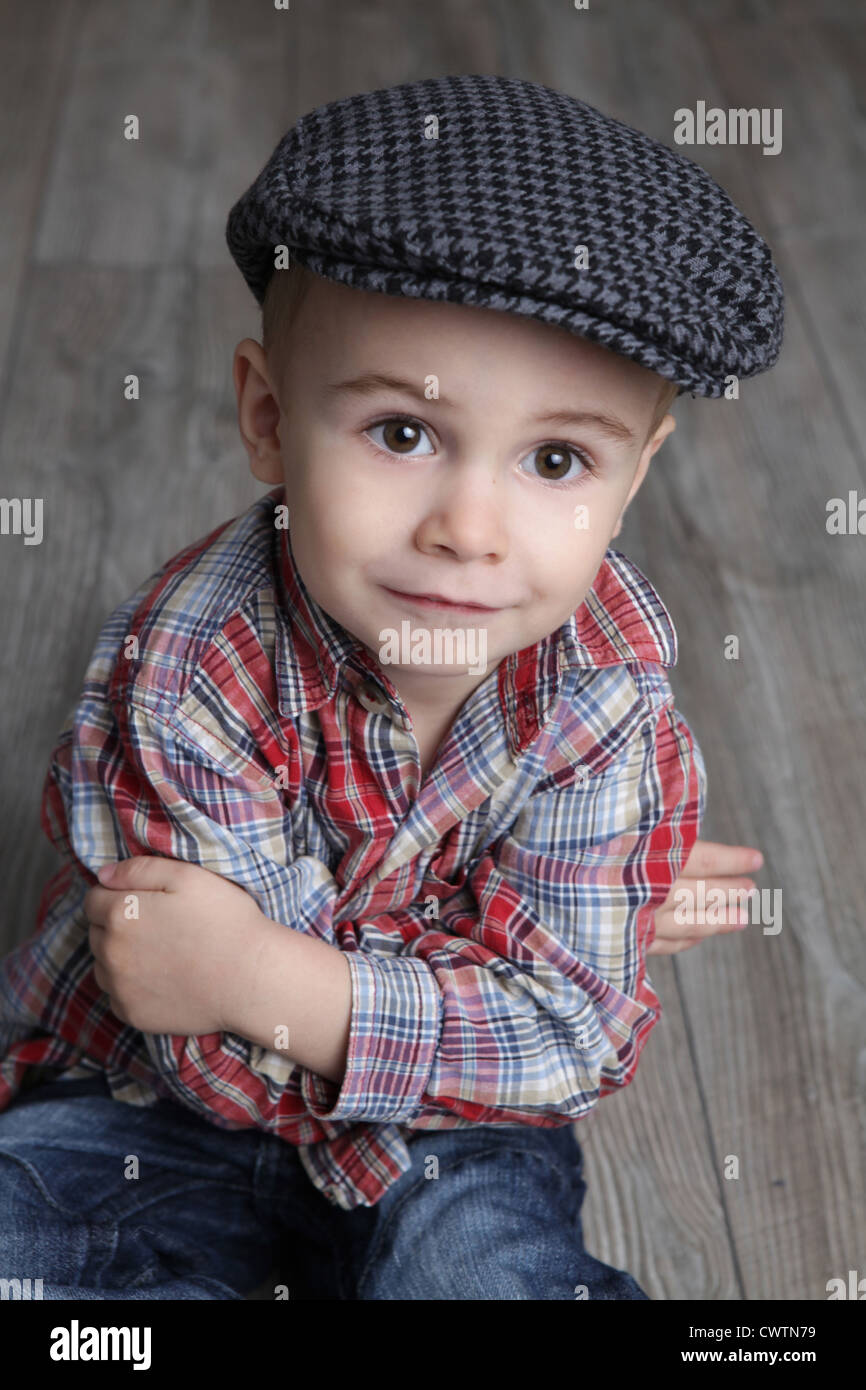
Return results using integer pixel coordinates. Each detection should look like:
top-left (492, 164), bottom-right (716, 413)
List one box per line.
top-left (0, 486), bottom-right (706, 1209)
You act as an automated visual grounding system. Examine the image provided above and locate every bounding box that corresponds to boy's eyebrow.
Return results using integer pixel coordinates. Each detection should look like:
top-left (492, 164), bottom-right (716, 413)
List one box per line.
top-left (325, 372), bottom-right (637, 445)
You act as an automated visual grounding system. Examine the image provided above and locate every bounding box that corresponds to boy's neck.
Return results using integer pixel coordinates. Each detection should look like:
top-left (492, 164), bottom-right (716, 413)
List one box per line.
top-left (382, 663), bottom-right (497, 735)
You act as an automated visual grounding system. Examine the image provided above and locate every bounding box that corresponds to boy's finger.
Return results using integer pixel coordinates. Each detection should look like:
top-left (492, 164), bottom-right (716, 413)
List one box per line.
top-left (658, 902), bottom-right (752, 932)
top-left (673, 874), bottom-right (757, 898)
top-left (661, 878), bottom-right (756, 918)
top-left (648, 935), bottom-right (704, 956)
top-left (681, 840), bottom-right (763, 876)
top-left (96, 856), bottom-right (180, 891)
top-left (663, 914), bottom-right (750, 934)
top-left (82, 885), bottom-right (118, 925)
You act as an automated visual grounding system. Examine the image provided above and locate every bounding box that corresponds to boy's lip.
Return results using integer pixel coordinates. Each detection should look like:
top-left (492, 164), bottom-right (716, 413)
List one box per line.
top-left (382, 586), bottom-right (501, 613)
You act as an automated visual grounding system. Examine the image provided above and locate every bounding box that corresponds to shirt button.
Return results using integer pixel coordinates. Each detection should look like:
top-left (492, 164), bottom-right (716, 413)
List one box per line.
top-left (357, 680), bottom-right (388, 714)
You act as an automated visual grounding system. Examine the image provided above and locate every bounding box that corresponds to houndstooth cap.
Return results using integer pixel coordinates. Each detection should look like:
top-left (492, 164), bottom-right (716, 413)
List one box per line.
top-left (226, 73), bottom-right (785, 399)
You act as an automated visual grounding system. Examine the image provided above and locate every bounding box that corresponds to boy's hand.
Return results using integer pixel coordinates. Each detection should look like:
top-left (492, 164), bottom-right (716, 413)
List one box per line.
top-left (83, 857), bottom-right (270, 1035)
top-left (648, 839), bottom-right (762, 956)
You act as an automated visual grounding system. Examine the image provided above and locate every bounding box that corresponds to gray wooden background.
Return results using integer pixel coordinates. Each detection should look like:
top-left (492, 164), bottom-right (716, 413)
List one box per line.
top-left (1, 0), bottom-right (863, 1301)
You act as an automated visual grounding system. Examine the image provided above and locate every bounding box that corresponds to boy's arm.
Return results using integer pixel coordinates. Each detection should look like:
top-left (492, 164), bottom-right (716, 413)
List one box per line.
top-left (289, 694), bottom-right (706, 1127)
top-left (12, 598), bottom-right (703, 1134)
top-left (222, 695), bottom-right (706, 1106)
top-left (122, 679), bottom-right (704, 1131)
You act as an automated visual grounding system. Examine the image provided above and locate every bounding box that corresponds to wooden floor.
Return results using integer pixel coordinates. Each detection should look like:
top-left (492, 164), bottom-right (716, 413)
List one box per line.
top-left (1, 0), bottom-right (863, 1301)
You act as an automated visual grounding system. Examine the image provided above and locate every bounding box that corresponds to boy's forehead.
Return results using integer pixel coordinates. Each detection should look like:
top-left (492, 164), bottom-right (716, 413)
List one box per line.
top-left (294, 272), bottom-right (661, 414)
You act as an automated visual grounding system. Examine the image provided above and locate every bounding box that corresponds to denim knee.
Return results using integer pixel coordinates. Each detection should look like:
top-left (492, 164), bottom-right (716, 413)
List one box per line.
top-left (355, 1128), bottom-right (603, 1299)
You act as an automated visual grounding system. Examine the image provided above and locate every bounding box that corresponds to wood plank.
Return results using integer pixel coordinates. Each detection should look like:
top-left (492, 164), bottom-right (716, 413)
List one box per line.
top-left (694, 15), bottom-right (866, 234)
top-left (772, 229), bottom-right (866, 447)
top-left (0, 1), bottom-right (78, 384)
top-left (0, 266), bottom-right (262, 957)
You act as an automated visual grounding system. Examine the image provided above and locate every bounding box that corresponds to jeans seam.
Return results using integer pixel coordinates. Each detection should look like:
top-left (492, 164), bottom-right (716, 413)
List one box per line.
top-left (0, 1149), bottom-right (254, 1220)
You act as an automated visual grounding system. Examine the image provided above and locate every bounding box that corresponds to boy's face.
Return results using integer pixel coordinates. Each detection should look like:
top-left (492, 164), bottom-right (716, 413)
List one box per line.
top-left (234, 274), bottom-right (675, 720)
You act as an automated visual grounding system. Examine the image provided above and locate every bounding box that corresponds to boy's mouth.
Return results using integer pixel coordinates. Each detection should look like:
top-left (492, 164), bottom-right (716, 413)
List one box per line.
top-left (382, 586), bottom-right (501, 614)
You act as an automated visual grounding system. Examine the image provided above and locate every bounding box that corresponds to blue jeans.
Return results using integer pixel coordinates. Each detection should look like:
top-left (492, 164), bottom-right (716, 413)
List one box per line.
top-left (0, 1073), bottom-right (649, 1300)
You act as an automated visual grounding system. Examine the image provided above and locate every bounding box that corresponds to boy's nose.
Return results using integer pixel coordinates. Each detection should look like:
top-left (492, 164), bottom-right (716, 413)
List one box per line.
top-left (415, 461), bottom-right (511, 560)
top-left (417, 490), bottom-right (509, 562)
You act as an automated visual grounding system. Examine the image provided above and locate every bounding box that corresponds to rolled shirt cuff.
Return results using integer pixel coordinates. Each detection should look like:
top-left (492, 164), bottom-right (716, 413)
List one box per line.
top-left (299, 950), bottom-right (442, 1122)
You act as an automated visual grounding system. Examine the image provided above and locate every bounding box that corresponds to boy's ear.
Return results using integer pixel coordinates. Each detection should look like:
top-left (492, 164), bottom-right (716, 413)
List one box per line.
top-left (233, 338), bottom-right (284, 485)
top-left (610, 413), bottom-right (676, 539)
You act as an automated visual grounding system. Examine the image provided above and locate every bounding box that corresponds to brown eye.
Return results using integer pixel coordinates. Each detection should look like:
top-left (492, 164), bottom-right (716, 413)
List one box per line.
top-left (522, 443), bottom-right (594, 486)
top-left (367, 418), bottom-right (435, 456)
top-left (533, 444), bottom-right (575, 481)
top-left (383, 421), bottom-right (421, 452)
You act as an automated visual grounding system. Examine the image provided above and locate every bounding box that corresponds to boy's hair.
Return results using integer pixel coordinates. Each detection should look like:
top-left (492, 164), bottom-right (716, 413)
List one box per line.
top-left (262, 260), bottom-right (677, 443)
top-left (262, 261), bottom-right (318, 408)
top-left (645, 378), bottom-right (679, 444)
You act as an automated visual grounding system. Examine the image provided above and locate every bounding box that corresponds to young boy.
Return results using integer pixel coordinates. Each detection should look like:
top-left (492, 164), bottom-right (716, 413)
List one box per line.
top-left (0, 73), bottom-right (781, 1300)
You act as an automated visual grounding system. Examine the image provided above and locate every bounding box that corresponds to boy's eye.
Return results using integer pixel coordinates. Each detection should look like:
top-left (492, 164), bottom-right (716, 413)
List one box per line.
top-left (520, 443), bottom-right (595, 486)
top-left (366, 418), bottom-right (435, 456)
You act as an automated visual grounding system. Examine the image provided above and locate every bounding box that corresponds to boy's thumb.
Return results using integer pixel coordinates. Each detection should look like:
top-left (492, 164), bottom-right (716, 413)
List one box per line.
top-left (96, 856), bottom-right (179, 890)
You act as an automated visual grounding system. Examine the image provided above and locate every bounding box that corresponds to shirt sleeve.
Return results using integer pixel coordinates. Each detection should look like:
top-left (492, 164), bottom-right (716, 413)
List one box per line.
top-left (5, 577), bottom-right (347, 1126)
top-left (298, 694), bottom-right (708, 1126)
top-left (35, 678), bottom-right (349, 1126)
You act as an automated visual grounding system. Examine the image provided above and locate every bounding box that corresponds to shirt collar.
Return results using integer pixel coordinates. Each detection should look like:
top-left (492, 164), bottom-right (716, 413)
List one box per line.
top-left (269, 488), bottom-right (677, 737)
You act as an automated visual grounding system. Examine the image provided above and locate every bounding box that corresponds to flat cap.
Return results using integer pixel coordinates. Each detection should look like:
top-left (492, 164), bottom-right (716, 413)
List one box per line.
top-left (226, 73), bottom-right (784, 398)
